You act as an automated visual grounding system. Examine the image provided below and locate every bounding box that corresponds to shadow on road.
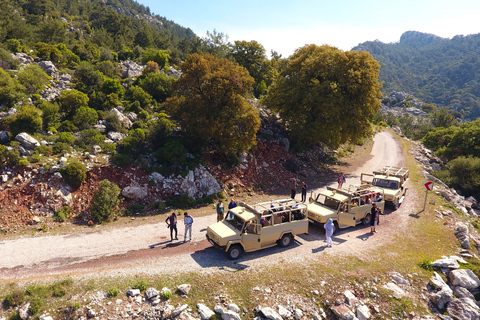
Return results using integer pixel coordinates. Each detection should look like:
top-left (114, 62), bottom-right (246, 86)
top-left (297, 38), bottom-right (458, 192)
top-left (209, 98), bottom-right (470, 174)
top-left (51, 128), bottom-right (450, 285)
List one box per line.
top-left (149, 240), bottom-right (182, 248)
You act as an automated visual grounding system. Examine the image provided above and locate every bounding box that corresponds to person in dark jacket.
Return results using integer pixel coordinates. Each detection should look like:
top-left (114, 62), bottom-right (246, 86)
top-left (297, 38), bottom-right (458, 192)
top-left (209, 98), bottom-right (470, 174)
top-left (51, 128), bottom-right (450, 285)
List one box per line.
top-left (370, 203), bottom-right (380, 233)
top-left (301, 182), bottom-right (307, 202)
top-left (166, 212), bottom-right (178, 241)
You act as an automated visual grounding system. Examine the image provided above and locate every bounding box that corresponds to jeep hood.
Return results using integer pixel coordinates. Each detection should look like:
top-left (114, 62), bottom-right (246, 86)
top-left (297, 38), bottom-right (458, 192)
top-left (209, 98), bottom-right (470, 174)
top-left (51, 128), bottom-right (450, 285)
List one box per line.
top-left (208, 221), bottom-right (240, 238)
top-left (308, 203), bottom-right (337, 217)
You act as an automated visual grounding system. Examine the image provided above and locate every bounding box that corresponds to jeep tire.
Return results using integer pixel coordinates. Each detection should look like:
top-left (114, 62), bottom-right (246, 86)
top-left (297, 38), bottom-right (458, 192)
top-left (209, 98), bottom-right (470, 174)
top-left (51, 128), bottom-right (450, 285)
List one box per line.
top-left (227, 244), bottom-right (243, 260)
top-left (279, 234), bottom-right (293, 247)
top-left (363, 213), bottom-right (372, 226)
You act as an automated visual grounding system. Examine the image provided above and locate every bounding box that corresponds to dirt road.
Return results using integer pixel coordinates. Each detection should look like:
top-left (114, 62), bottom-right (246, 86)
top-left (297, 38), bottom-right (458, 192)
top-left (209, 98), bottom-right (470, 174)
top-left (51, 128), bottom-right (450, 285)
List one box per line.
top-left (0, 130), bottom-right (414, 282)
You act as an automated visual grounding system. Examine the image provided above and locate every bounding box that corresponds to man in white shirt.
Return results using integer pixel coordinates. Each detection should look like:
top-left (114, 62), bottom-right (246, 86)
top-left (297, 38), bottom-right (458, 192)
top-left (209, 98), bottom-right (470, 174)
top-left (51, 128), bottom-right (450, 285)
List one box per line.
top-left (183, 212), bottom-right (194, 242)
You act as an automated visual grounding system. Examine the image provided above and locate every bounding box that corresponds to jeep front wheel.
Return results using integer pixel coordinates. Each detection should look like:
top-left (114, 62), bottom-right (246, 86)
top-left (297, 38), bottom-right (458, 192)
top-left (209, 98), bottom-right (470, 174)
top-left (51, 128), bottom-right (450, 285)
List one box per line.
top-left (279, 234), bottom-right (293, 247)
top-left (226, 245), bottom-right (242, 260)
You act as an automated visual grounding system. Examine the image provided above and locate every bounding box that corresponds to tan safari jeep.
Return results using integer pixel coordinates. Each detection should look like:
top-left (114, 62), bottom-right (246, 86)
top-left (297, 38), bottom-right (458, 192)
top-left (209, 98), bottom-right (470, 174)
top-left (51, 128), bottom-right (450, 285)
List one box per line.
top-left (308, 185), bottom-right (385, 233)
top-left (206, 199), bottom-right (308, 259)
top-left (361, 166), bottom-right (409, 209)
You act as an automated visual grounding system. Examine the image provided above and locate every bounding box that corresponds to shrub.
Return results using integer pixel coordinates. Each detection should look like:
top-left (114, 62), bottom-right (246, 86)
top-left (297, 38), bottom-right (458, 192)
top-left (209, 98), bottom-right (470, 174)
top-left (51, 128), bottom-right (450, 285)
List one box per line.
top-left (70, 301), bottom-right (82, 311)
top-left (18, 158), bottom-right (29, 166)
top-left (161, 289), bottom-right (173, 300)
top-left (52, 142), bottom-right (72, 154)
top-left (166, 194), bottom-right (195, 209)
top-left (54, 206), bottom-right (71, 222)
top-left (419, 259), bottom-right (433, 271)
top-left (57, 132), bottom-right (75, 144)
top-left (107, 287), bottom-right (120, 297)
top-left (34, 145), bottom-right (53, 156)
top-left (151, 201), bottom-right (166, 211)
top-left (90, 179), bottom-right (121, 223)
top-left (61, 161), bottom-right (87, 187)
top-left (111, 153), bottom-right (131, 168)
top-left (3, 289), bottom-right (25, 309)
top-left (128, 204), bottom-right (144, 215)
top-left (132, 279), bottom-right (148, 292)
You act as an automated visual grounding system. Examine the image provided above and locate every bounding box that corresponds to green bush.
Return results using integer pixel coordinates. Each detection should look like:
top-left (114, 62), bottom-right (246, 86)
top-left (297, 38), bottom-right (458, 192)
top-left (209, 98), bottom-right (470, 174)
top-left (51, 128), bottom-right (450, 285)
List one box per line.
top-left (161, 289), bottom-right (173, 300)
top-left (166, 194), bottom-right (196, 209)
top-left (132, 279), bottom-right (148, 292)
top-left (107, 287), bottom-right (120, 297)
top-left (34, 144), bottom-right (53, 156)
top-left (18, 158), bottom-right (29, 166)
top-left (128, 204), bottom-right (144, 215)
top-left (57, 132), bottom-right (75, 144)
top-left (52, 142), bottom-right (71, 154)
top-left (54, 206), bottom-right (71, 222)
top-left (90, 179), bottom-right (121, 223)
top-left (151, 200), bottom-right (166, 211)
top-left (61, 161), bottom-right (87, 187)
top-left (3, 289), bottom-right (25, 309)
top-left (111, 153), bottom-right (131, 168)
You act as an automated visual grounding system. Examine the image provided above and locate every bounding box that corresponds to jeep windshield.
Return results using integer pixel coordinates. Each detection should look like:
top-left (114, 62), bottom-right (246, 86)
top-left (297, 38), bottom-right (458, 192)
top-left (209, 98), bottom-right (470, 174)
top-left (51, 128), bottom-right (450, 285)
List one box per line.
top-left (316, 194), bottom-right (340, 210)
top-left (225, 214), bottom-right (249, 231)
top-left (372, 178), bottom-right (398, 190)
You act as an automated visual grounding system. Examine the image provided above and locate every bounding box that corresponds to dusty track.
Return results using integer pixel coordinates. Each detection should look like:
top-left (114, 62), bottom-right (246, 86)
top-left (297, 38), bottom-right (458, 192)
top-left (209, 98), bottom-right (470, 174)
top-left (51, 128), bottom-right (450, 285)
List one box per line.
top-left (0, 131), bottom-right (416, 282)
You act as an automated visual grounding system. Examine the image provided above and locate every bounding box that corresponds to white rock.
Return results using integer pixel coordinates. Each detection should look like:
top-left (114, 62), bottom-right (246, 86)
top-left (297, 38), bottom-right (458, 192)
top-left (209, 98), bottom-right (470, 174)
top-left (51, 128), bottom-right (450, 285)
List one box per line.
top-left (197, 303), bottom-right (215, 320)
top-left (356, 304), bottom-right (370, 320)
top-left (449, 269), bottom-right (480, 289)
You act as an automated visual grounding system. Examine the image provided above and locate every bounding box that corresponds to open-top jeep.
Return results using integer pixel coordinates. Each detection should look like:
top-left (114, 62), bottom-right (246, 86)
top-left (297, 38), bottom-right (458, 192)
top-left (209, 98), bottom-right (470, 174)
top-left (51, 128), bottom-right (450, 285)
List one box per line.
top-left (206, 199), bottom-right (308, 259)
top-left (307, 185), bottom-right (385, 233)
top-left (361, 166), bottom-right (409, 209)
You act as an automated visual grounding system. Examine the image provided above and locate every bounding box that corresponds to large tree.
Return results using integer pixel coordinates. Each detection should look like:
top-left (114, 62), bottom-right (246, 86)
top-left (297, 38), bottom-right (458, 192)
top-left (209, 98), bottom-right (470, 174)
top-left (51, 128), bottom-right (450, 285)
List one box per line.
top-left (166, 53), bottom-right (260, 154)
top-left (262, 44), bottom-right (383, 149)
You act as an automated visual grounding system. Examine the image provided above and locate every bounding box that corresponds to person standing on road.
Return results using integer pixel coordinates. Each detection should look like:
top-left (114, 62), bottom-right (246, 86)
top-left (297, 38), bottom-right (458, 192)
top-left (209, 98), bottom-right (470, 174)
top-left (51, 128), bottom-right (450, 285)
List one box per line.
top-left (370, 203), bottom-right (380, 233)
top-left (227, 199), bottom-right (237, 220)
top-left (338, 173), bottom-right (346, 188)
top-left (183, 212), bottom-right (193, 242)
top-left (165, 212), bottom-right (178, 241)
top-left (290, 178), bottom-right (297, 199)
top-left (324, 218), bottom-right (334, 247)
top-left (216, 199), bottom-right (224, 222)
top-left (301, 181), bottom-right (307, 202)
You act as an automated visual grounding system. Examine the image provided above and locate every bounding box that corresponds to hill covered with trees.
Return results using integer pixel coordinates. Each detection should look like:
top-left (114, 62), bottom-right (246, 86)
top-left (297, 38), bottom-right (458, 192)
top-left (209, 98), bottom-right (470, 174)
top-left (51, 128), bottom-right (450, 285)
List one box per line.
top-left (354, 31), bottom-right (480, 120)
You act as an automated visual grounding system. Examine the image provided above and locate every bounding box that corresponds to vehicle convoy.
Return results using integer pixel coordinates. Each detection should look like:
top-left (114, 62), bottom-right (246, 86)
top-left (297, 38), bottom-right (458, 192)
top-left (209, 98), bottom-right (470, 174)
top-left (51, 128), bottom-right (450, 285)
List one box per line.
top-left (307, 186), bottom-right (385, 233)
top-left (206, 199), bottom-right (308, 259)
top-left (361, 166), bottom-right (409, 209)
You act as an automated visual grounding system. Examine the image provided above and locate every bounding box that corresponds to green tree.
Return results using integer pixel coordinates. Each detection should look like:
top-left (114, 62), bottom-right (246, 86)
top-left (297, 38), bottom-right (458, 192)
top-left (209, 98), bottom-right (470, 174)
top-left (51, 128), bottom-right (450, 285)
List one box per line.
top-left (137, 72), bottom-right (173, 102)
top-left (229, 40), bottom-right (267, 86)
top-left (73, 106), bottom-right (98, 130)
top-left (61, 161), bottom-right (87, 188)
top-left (140, 49), bottom-right (169, 70)
top-left (129, 85), bottom-right (153, 109)
top-left (262, 44), bottom-right (383, 149)
top-left (166, 53), bottom-right (260, 154)
top-left (101, 78), bottom-right (124, 99)
top-left (9, 105), bottom-right (43, 136)
top-left (0, 68), bottom-right (26, 107)
top-left (36, 100), bottom-right (60, 131)
top-left (90, 179), bottom-right (121, 223)
top-left (73, 62), bottom-right (104, 94)
top-left (17, 64), bottom-right (50, 94)
top-left (431, 108), bottom-right (458, 128)
top-left (58, 89), bottom-right (89, 117)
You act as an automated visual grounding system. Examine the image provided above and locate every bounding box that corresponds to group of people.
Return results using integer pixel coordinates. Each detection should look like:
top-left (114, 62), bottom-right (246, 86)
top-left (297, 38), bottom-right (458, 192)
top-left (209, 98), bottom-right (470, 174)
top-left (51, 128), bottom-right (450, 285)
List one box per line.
top-left (289, 178), bottom-right (308, 202)
top-left (215, 198), bottom-right (238, 222)
top-left (165, 211), bottom-right (194, 242)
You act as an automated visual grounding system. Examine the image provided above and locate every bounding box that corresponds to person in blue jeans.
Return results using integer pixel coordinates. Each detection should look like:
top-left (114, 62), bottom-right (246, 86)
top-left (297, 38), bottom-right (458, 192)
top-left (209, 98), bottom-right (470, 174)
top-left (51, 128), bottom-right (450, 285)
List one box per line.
top-left (165, 212), bottom-right (178, 241)
top-left (227, 199), bottom-right (237, 219)
top-left (183, 212), bottom-right (194, 242)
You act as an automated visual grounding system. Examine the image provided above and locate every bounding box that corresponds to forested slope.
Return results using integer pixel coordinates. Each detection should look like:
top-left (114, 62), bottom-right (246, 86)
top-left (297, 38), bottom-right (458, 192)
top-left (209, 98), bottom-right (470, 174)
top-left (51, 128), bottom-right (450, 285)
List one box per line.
top-left (354, 31), bottom-right (480, 120)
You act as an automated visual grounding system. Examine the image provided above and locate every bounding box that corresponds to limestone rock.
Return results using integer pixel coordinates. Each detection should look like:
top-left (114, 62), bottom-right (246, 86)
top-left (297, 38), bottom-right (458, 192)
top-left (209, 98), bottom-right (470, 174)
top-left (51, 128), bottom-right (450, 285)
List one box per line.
top-left (260, 306), bottom-right (282, 320)
top-left (178, 284), bottom-right (191, 295)
top-left (197, 303), bottom-right (215, 320)
top-left (122, 185), bottom-right (148, 201)
top-left (383, 282), bottom-right (406, 299)
top-left (447, 298), bottom-right (480, 320)
top-left (449, 269), bottom-right (480, 289)
top-left (144, 287), bottom-right (159, 300)
top-left (126, 289), bottom-right (140, 297)
top-left (453, 286), bottom-right (476, 300)
top-left (431, 257), bottom-right (460, 269)
top-left (454, 223), bottom-right (471, 249)
top-left (356, 304), bottom-right (370, 320)
top-left (331, 303), bottom-right (356, 320)
top-left (15, 132), bottom-right (40, 149)
top-left (277, 305), bottom-right (292, 319)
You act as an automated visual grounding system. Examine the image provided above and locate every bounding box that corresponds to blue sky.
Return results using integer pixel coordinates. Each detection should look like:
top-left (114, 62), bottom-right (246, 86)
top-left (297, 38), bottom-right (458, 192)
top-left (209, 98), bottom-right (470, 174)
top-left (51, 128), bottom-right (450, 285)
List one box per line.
top-left (140, 0), bottom-right (480, 58)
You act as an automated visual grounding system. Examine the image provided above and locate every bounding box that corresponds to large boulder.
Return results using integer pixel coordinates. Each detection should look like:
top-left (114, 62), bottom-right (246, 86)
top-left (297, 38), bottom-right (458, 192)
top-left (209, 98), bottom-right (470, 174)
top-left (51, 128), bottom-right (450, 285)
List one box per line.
top-left (447, 298), bottom-right (480, 320)
top-left (448, 269), bottom-right (480, 290)
top-left (454, 222), bottom-right (471, 249)
top-left (15, 132), bottom-right (40, 149)
top-left (122, 185), bottom-right (148, 201)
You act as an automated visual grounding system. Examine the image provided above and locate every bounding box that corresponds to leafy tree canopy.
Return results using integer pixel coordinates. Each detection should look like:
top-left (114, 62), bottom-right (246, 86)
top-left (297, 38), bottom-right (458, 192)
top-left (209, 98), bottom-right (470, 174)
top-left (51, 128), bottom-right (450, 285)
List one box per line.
top-left (262, 44), bottom-right (382, 149)
top-left (166, 53), bottom-right (260, 154)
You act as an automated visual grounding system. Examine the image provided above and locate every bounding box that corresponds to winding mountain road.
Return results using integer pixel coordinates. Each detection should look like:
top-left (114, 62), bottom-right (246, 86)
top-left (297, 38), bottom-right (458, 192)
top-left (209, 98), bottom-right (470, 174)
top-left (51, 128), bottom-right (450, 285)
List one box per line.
top-left (0, 130), bottom-right (413, 282)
